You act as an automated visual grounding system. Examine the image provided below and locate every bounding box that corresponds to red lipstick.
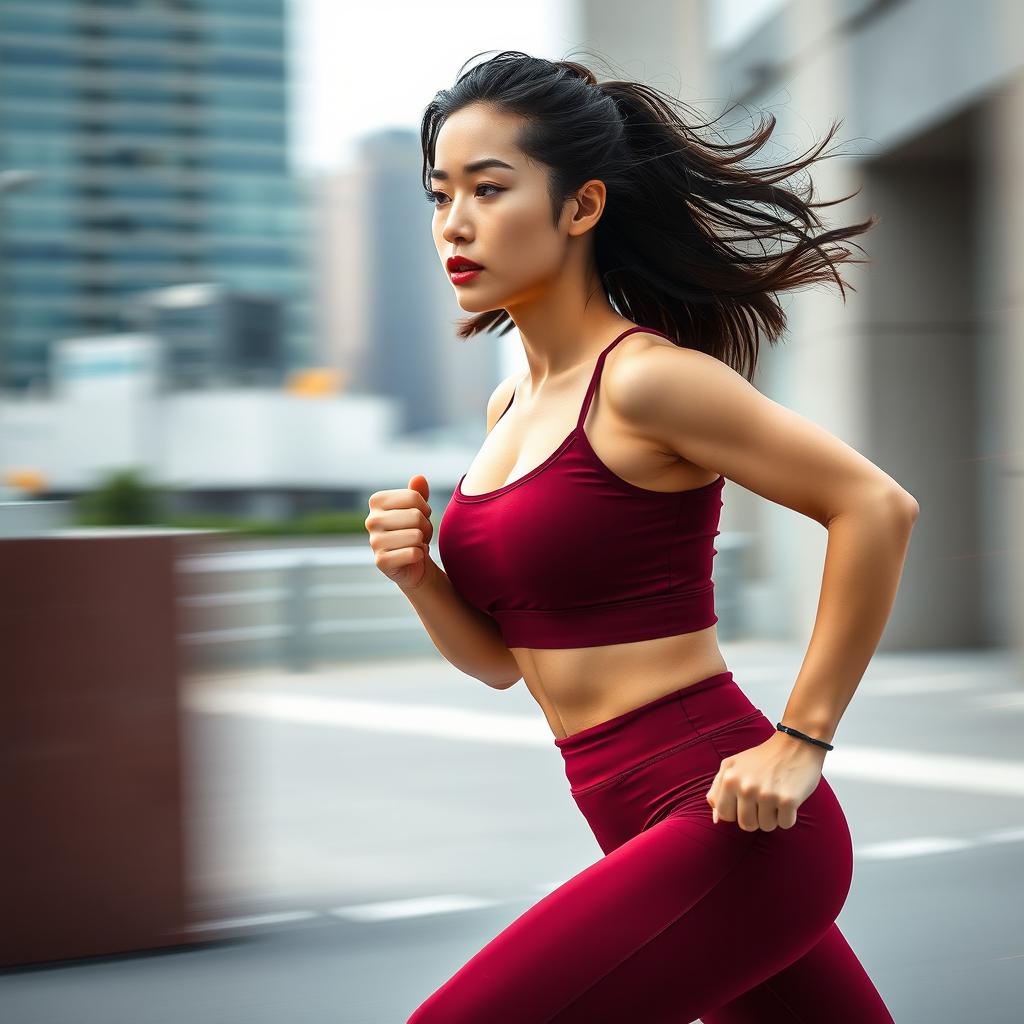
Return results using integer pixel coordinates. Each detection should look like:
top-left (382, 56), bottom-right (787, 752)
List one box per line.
top-left (447, 254), bottom-right (485, 285)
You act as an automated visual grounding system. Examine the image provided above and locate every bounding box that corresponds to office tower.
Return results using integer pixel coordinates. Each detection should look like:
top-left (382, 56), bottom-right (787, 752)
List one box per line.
top-left (0, 0), bottom-right (310, 391)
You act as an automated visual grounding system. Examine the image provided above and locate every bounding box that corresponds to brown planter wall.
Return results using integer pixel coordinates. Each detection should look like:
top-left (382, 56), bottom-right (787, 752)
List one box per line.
top-left (1, 532), bottom-right (202, 967)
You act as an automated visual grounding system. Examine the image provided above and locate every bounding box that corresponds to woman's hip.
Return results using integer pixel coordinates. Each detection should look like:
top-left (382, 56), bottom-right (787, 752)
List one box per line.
top-left (555, 670), bottom-right (854, 896)
top-left (554, 670), bottom-right (767, 800)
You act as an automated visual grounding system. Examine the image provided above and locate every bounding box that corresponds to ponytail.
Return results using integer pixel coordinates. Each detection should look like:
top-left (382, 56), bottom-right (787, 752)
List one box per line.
top-left (421, 49), bottom-right (876, 381)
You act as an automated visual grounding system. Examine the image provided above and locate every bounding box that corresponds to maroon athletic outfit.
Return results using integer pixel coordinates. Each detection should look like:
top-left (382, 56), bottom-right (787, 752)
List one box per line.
top-left (414, 325), bottom-right (895, 1022)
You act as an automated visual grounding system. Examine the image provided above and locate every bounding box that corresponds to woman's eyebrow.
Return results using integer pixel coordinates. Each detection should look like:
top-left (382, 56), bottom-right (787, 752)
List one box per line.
top-left (429, 158), bottom-right (516, 181)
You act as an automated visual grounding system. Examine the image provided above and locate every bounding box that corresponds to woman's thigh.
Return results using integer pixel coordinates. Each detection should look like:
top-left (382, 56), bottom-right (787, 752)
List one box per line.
top-left (406, 776), bottom-right (855, 1024)
top-left (700, 922), bottom-right (896, 1024)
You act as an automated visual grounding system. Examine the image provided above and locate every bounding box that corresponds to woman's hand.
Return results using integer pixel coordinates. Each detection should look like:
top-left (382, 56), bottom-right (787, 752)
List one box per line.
top-left (365, 473), bottom-right (437, 593)
top-left (705, 731), bottom-right (828, 832)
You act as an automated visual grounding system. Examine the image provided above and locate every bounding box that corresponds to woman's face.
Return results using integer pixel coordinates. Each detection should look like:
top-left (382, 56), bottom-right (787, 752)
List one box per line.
top-left (428, 102), bottom-right (576, 313)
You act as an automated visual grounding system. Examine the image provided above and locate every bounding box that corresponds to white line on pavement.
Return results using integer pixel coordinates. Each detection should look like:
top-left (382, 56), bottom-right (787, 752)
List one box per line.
top-left (854, 836), bottom-right (978, 859)
top-left (183, 687), bottom-right (1024, 797)
top-left (981, 825), bottom-right (1024, 843)
top-left (182, 910), bottom-right (319, 932)
top-left (185, 687), bottom-right (547, 744)
top-left (822, 745), bottom-right (1024, 797)
top-left (328, 894), bottom-right (503, 922)
top-left (970, 692), bottom-right (1024, 711)
top-left (180, 824), bottom-right (1024, 934)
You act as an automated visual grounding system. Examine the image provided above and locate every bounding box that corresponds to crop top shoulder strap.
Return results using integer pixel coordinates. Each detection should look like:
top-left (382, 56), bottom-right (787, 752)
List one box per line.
top-left (493, 324), bottom-right (661, 430)
top-left (575, 326), bottom-right (645, 429)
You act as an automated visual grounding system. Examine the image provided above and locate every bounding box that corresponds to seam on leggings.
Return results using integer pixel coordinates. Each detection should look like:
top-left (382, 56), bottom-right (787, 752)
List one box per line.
top-left (679, 692), bottom-right (733, 761)
top-left (543, 827), bottom-right (762, 1024)
top-left (569, 712), bottom-right (762, 797)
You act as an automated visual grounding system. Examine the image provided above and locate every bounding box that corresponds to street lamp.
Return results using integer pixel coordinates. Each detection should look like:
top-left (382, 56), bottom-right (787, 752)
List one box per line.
top-left (0, 168), bottom-right (44, 387)
top-left (0, 168), bottom-right (44, 495)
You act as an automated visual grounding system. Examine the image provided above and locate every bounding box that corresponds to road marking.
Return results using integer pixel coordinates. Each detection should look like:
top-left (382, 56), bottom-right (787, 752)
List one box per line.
top-left (328, 894), bottom-right (503, 922)
top-left (970, 692), bottom-right (1024, 711)
top-left (184, 687), bottom-right (549, 744)
top-left (181, 824), bottom-right (1024, 934)
top-left (981, 825), bottom-right (1024, 843)
top-left (183, 687), bottom-right (1024, 796)
top-left (182, 910), bottom-right (319, 932)
top-left (855, 836), bottom-right (978, 859)
top-left (822, 745), bottom-right (1024, 797)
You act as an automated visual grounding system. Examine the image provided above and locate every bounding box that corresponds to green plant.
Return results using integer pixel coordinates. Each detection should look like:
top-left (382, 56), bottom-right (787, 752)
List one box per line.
top-left (74, 468), bottom-right (171, 526)
top-left (73, 472), bottom-right (371, 535)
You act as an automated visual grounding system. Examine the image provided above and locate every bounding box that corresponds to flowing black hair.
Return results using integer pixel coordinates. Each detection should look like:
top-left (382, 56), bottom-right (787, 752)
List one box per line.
top-left (420, 49), bottom-right (878, 382)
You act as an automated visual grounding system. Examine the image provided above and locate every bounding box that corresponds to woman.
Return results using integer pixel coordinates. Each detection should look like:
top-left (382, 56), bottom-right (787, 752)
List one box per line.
top-left (365, 50), bottom-right (915, 1023)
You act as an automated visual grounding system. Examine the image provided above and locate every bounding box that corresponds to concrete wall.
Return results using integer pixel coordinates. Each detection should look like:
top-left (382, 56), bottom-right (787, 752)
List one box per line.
top-left (575, 0), bottom-right (1023, 658)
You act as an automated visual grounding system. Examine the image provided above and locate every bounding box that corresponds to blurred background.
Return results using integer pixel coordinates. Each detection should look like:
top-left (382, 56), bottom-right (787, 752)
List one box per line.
top-left (1, 1), bottom-right (1021, 1022)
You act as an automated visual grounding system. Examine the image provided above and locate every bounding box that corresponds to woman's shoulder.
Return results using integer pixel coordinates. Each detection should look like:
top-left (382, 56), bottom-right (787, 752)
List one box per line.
top-left (603, 332), bottom-right (742, 434)
top-left (485, 371), bottom-right (522, 435)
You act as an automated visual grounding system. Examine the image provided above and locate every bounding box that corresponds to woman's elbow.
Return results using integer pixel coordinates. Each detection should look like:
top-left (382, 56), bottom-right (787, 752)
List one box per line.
top-left (482, 662), bottom-right (522, 689)
top-left (894, 489), bottom-right (920, 523)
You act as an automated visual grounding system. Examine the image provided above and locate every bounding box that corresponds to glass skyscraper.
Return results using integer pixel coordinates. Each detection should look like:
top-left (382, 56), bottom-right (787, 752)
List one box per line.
top-left (0, 0), bottom-right (310, 391)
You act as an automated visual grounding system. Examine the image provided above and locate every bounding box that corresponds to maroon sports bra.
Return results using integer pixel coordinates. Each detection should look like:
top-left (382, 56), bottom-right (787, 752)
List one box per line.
top-left (437, 325), bottom-right (725, 649)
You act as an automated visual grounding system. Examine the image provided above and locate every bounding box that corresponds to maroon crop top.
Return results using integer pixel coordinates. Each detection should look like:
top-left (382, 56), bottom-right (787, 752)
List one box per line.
top-left (437, 325), bottom-right (725, 649)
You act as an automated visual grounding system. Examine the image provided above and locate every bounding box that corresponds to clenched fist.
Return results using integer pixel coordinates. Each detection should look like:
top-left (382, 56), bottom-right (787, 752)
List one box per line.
top-left (364, 474), bottom-right (437, 592)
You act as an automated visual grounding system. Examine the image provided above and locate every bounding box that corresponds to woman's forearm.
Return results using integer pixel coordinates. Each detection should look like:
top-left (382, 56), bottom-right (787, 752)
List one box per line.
top-left (777, 488), bottom-right (920, 746)
top-left (403, 558), bottom-right (523, 688)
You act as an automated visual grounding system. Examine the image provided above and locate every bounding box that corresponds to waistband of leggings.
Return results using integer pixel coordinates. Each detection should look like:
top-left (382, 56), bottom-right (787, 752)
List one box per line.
top-left (554, 670), bottom-right (760, 793)
top-left (553, 670), bottom-right (735, 752)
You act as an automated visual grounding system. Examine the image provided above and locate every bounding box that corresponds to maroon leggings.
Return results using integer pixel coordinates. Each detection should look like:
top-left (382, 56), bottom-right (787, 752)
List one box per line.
top-left (407, 670), bottom-right (895, 1023)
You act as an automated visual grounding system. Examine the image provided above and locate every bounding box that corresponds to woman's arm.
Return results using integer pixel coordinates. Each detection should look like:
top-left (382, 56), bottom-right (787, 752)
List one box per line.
top-left (610, 342), bottom-right (920, 745)
top-left (776, 490), bottom-right (916, 744)
top-left (391, 372), bottom-right (524, 690)
top-left (402, 560), bottom-right (522, 689)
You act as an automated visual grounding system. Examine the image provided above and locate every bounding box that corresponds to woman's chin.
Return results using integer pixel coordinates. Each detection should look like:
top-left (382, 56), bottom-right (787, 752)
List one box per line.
top-left (454, 294), bottom-right (502, 313)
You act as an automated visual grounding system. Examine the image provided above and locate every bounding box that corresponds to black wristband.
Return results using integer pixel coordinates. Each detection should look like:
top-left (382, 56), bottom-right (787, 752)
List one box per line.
top-left (776, 722), bottom-right (834, 751)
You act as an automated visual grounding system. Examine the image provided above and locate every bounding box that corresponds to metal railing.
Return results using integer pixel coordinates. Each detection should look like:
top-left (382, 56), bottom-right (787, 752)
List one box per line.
top-left (175, 534), bottom-right (750, 672)
top-left (176, 543), bottom-right (432, 672)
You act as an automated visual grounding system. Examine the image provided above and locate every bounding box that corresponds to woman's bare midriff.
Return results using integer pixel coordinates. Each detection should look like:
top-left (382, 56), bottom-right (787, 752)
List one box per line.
top-left (510, 625), bottom-right (728, 740)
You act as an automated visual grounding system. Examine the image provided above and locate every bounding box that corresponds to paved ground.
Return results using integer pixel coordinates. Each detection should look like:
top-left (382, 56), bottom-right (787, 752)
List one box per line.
top-left (3, 640), bottom-right (1022, 1023)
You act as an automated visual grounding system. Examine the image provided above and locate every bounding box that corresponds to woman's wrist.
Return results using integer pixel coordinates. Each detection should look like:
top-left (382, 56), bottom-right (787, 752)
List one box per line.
top-left (775, 722), bottom-right (834, 752)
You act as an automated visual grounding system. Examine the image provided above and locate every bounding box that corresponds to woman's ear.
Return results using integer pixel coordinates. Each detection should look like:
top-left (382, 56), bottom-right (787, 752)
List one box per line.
top-left (566, 179), bottom-right (607, 236)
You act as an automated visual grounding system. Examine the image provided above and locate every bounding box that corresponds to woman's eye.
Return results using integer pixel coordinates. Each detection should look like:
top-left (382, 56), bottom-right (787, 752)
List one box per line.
top-left (424, 184), bottom-right (502, 206)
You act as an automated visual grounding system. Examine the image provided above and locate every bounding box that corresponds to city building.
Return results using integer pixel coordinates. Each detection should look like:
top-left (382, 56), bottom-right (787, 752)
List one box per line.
top-left (0, 0), bottom-right (311, 391)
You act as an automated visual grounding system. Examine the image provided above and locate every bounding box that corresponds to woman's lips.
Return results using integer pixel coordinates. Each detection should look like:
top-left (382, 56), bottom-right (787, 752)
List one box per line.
top-left (449, 267), bottom-right (484, 284)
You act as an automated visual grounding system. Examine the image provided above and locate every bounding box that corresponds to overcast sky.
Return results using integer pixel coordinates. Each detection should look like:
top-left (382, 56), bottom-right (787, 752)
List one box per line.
top-left (286, 0), bottom-right (575, 177)
top-left (285, 0), bottom-right (785, 177)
